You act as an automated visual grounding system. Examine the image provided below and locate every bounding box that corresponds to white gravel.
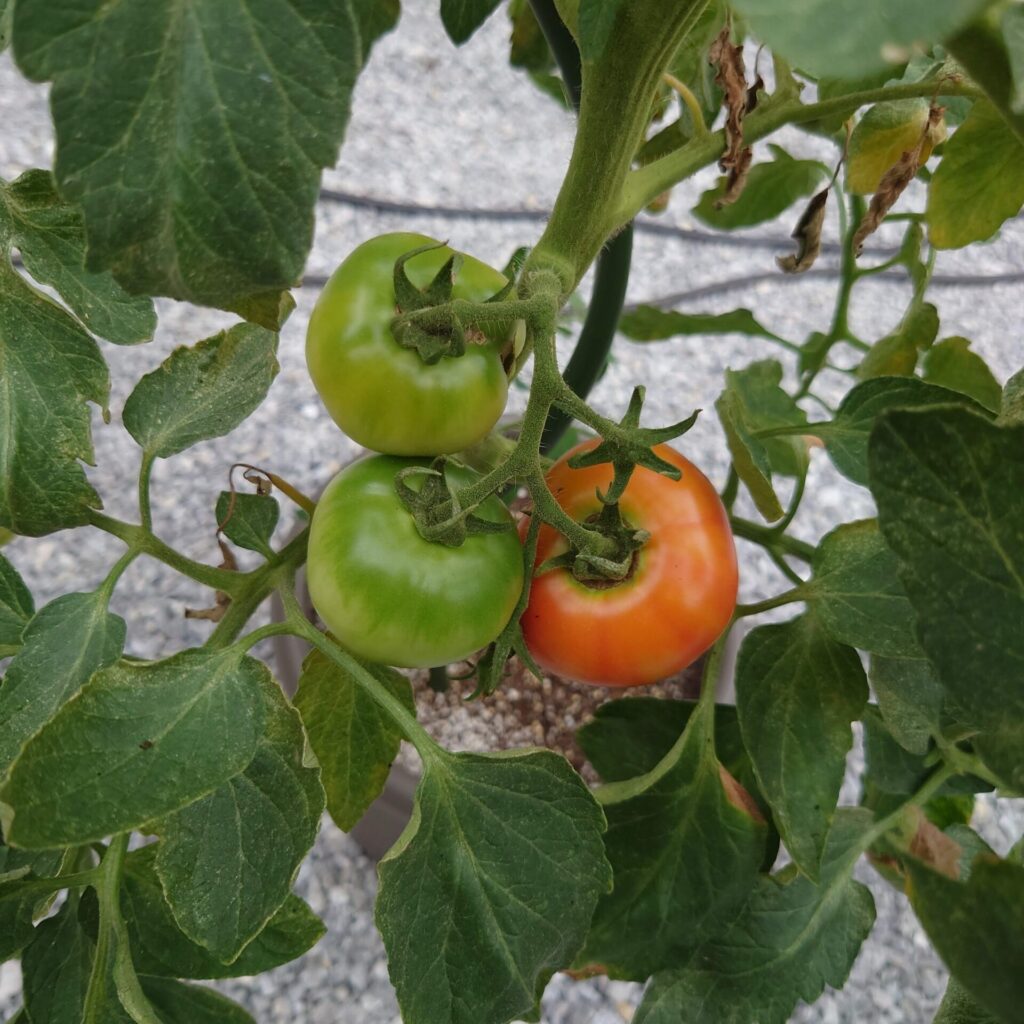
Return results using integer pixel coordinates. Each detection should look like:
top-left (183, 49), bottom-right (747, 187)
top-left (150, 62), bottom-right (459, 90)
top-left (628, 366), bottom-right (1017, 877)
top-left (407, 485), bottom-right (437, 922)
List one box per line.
top-left (2, 2), bottom-right (1023, 1022)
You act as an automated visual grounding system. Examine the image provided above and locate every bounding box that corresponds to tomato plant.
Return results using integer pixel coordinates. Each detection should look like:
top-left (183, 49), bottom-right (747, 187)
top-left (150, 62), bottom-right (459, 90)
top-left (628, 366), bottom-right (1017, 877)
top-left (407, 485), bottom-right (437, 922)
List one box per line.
top-left (307, 455), bottom-right (523, 668)
top-left (521, 440), bottom-right (737, 686)
top-left (1, 1), bottom-right (1023, 1024)
top-left (306, 232), bottom-right (512, 455)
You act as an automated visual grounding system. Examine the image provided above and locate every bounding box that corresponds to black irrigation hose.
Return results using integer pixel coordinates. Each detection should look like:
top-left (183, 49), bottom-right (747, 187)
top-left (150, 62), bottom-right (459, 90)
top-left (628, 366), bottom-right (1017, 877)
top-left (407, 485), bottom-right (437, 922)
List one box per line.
top-left (318, 185), bottom-right (897, 257)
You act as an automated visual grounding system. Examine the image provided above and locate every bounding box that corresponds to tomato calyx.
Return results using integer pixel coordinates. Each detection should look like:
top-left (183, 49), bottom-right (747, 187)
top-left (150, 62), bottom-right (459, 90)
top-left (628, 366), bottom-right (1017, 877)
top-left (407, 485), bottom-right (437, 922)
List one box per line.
top-left (390, 241), bottom-right (515, 364)
top-left (394, 458), bottom-right (515, 548)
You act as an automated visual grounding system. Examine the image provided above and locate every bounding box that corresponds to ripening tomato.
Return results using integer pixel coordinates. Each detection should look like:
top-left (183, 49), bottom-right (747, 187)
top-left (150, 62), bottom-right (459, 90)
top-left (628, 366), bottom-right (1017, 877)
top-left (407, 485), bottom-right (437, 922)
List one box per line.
top-left (306, 232), bottom-right (511, 456)
top-left (521, 441), bottom-right (738, 687)
top-left (307, 454), bottom-right (524, 668)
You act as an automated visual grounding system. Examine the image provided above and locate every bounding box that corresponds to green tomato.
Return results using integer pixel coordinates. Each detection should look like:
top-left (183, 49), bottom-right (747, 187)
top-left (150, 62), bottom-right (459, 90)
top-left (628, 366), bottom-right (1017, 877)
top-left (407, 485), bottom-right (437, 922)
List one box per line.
top-left (306, 232), bottom-right (511, 455)
top-left (307, 454), bottom-right (524, 668)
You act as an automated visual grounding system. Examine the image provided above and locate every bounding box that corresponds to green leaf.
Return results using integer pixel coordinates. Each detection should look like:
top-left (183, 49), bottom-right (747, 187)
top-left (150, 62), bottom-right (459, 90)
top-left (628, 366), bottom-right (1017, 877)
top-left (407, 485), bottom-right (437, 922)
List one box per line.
top-left (576, 697), bottom-right (771, 818)
top-left (11, 0), bottom-right (361, 315)
top-left (847, 99), bottom-right (939, 194)
top-left (663, 0), bottom-right (726, 138)
top-left (934, 976), bottom-right (1003, 1024)
top-left (923, 336), bottom-right (1003, 413)
top-left (294, 647), bottom-right (414, 832)
top-left (618, 306), bottom-right (785, 344)
top-left (577, 0), bottom-right (624, 60)
top-left (857, 302), bottom-right (939, 380)
top-left (123, 323), bottom-right (279, 459)
top-left (376, 748), bottom-right (611, 1024)
top-left (869, 408), bottom-right (1024, 791)
top-left (0, 261), bottom-right (108, 536)
top-left (694, 145), bottom-right (824, 229)
top-left (862, 705), bottom-right (933, 794)
top-left (998, 367), bottom-right (1024, 426)
top-left (0, 550), bottom-right (33, 652)
top-left (140, 977), bottom-right (255, 1024)
top-left (736, 614), bottom-right (868, 878)
top-left (804, 519), bottom-right (920, 657)
top-left (352, 0), bottom-right (401, 62)
top-left (1005, 4), bottom-right (1024, 115)
top-left (0, 590), bottom-right (126, 777)
top-left (907, 856), bottom-right (1024, 1023)
top-left (928, 100), bottom-right (1024, 248)
top-left (0, 0), bottom-right (11, 51)
top-left (440, 0), bottom-right (502, 44)
top-left (716, 359), bottom-right (808, 522)
top-left (0, 847), bottom-right (66, 961)
top-left (215, 492), bottom-right (279, 557)
top-left (21, 897), bottom-right (110, 1024)
top-left (726, 0), bottom-right (990, 79)
top-left (812, 376), bottom-right (989, 486)
top-left (154, 677), bottom-right (323, 963)
top-left (635, 810), bottom-right (876, 1024)
top-left (0, 647), bottom-right (267, 847)
top-left (578, 704), bottom-right (767, 980)
top-left (869, 653), bottom-right (944, 756)
top-left (0, 170), bottom-right (155, 345)
top-left (124, 846), bottom-right (324, 979)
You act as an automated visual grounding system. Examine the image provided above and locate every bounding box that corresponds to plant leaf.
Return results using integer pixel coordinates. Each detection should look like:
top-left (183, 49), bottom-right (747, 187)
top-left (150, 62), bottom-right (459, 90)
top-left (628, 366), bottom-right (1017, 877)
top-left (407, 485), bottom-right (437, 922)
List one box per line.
top-left (140, 977), bottom-right (255, 1024)
top-left (804, 519), bottom-right (921, 657)
top-left (934, 976), bottom-right (1003, 1024)
top-left (440, 0), bottom-right (502, 44)
top-left (856, 301), bottom-right (939, 379)
top-left (736, 614), bottom-right (868, 878)
top-left (215, 492), bottom-right (279, 557)
top-left (927, 99), bottom-right (1024, 248)
top-left (634, 810), bottom-right (876, 1024)
top-left (0, 550), bottom-right (33, 653)
top-left (726, 0), bottom-right (991, 79)
top-left (0, 261), bottom-right (108, 536)
top-left (11, 0), bottom-right (362, 316)
top-left (577, 704), bottom-right (767, 980)
top-left (694, 146), bottom-right (824, 229)
top-left (0, 847), bottom-right (66, 961)
top-left (0, 647), bottom-right (267, 847)
top-left (577, 0), bottom-right (625, 60)
top-left (376, 748), bottom-right (611, 1024)
top-left (123, 846), bottom-right (324, 979)
top-left (618, 306), bottom-right (784, 344)
top-left (0, 590), bottom-right (125, 777)
top-left (848, 99), bottom-right (943, 195)
top-left (123, 323), bottom-right (279, 459)
top-left (576, 696), bottom-right (771, 820)
top-left (294, 647), bottom-right (414, 832)
top-left (923, 336), bottom-right (1003, 413)
top-left (812, 376), bottom-right (990, 486)
top-left (154, 676), bottom-right (323, 963)
top-left (869, 408), bottom-right (1024, 791)
top-left (869, 653), bottom-right (944, 756)
top-left (907, 856), bottom-right (1024, 1022)
top-left (0, 170), bottom-right (155, 344)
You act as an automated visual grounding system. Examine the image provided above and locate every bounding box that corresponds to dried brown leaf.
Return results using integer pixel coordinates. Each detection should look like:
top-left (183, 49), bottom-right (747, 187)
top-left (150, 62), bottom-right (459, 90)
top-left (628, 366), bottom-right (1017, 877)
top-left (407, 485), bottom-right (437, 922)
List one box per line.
top-left (853, 104), bottom-right (943, 256)
top-left (777, 187), bottom-right (830, 274)
top-left (710, 24), bottom-right (752, 207)
top-left (908, 808), bottom-right (962, 880)
top-left (184, 538), bottom-right (237, 622)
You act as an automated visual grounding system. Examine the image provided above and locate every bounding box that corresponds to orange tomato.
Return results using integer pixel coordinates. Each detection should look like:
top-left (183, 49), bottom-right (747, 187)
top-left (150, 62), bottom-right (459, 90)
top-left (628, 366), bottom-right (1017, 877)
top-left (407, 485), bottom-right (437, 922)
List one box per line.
top-left (521, 441), bottom-right (738, 687)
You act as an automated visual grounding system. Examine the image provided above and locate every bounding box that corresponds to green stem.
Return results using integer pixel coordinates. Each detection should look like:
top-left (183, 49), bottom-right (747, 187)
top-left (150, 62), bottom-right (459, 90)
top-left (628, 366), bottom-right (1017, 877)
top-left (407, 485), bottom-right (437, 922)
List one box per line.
top-left (774, 470), bottom-right (807, 535)
top-left (721, 467), bottom-right (739, 510)
top-left (138, 452), bottom-right (155, 533)
top-left (541, 225), bottom-right (634, 452)
top-left (618, 79), bottom-right (982, 224)
top-left (87, 511), bottom-right (241, 593)
top-left (735, 586), bottom-right (806, 618)
top-left (82, 834), bottom-right (129, 1023)
top-left (855, 765), bottom-right (957, 858)
top-left (235, 621), bottom-right (296, 652)
top-left (98, 548), bottom-right (139, 601)
top-left (730, 517), bottom-right (815, 561)
top-left (284, 594), bottom-right (439, 762)
top-left (526, 0), bottom-right (711, 293)
top-left (205, 526), bottom-right (310, 647)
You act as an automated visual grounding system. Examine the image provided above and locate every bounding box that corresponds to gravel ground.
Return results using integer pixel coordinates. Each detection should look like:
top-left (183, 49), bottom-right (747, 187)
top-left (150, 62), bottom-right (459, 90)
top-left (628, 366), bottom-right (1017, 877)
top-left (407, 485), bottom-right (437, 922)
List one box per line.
top-left (2, 3), bottom-right (1024, 1022)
